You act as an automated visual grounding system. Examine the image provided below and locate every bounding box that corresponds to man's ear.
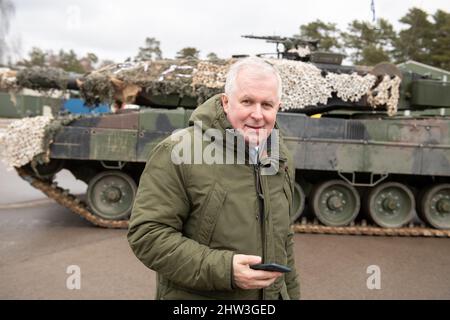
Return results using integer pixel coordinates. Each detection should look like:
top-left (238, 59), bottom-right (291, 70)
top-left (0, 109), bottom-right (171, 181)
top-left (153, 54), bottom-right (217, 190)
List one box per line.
top-left (221, 94), bottom-right (229, 114)
top-left (276, 102), bottom-right (282, 111)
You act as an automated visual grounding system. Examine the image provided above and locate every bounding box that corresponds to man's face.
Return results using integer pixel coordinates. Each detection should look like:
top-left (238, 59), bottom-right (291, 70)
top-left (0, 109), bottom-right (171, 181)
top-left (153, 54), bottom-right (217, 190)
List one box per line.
top-left (221, 70), bottom-right (281, 145)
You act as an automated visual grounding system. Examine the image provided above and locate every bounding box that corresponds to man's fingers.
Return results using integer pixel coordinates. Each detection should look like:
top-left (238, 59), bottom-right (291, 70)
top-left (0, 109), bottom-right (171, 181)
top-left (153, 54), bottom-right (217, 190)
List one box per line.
top-left (247, 277), bottom-right (278, 290)
top-left (250, 270), bottom-right (282, 281)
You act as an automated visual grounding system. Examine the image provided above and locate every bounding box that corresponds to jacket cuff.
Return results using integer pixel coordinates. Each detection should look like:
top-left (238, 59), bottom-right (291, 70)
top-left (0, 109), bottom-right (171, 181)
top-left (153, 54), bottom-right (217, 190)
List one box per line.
top-left (229, 252), bottom-right (237, 290)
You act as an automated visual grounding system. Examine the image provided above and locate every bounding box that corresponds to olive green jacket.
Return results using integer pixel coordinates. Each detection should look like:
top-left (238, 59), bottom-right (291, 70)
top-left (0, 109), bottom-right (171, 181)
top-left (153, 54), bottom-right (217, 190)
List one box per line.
top-left (127, 94), bottom-right (300, 300)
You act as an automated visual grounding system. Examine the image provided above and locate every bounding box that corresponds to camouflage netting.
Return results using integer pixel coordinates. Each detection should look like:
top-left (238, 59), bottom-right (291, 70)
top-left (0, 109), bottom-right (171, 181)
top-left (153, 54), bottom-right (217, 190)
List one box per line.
top-left (0, 68), bottom-right (18, 91)
top-left (79, 72), bottom-right (114, 105)
top-left (271, 59), bottom-right (401, 114)
top-left (288, 46), bottom-right (311, 58)
top-left (80, 58), bottom-right (401, 114)
top-left (0, 115), bottom-right (77, 168)
top-left (191, 60), bottom-right (234, 103)
top-left (1, 67), bottom-right (72, 105)
top-left (79, 59), bottom-right (234, 106)
top-left (1, 58), bottom-right (402, 114)
top-left (367, 75), bottom-right (402, 116)
top-left (16, 66), bottom-right (70, 91)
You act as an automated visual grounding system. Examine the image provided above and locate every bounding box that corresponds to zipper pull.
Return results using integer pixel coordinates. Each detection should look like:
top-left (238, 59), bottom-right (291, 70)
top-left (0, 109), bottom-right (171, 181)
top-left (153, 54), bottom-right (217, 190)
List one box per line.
top-left (255, 164), bottom-right (264, 200)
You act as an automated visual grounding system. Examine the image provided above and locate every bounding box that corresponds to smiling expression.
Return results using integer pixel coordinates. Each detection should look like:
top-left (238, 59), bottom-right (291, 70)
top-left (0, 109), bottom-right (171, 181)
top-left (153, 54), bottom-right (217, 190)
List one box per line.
top-left (221, 70), bottom-right (281, 145)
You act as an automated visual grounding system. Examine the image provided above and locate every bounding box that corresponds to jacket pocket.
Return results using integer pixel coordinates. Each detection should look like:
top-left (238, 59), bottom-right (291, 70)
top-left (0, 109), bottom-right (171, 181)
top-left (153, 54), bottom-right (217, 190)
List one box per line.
top-left (196, 182), bottom-right (227, 245)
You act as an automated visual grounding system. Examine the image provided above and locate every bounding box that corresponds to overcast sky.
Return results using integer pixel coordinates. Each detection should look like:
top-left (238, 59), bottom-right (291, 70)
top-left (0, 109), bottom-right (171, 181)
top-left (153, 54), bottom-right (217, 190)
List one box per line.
top-left (7, 0), bottom-right (450, 63)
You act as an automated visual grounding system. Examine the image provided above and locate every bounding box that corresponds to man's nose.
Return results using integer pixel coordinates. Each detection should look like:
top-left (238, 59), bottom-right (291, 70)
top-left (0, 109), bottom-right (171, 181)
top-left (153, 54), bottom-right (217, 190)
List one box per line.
top-left (251, 104), bottom-right (263, 121)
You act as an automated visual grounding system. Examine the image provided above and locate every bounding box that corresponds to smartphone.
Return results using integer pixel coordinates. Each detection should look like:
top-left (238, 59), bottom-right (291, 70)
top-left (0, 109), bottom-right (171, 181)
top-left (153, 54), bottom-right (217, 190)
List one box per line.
top-left (250, 263), bottom-right (291, 273)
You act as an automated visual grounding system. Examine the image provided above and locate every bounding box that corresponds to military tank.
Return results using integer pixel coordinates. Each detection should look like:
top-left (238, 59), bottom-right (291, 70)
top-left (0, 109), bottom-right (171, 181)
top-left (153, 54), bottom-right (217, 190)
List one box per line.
top-left (1, 40), bottom-right (450, 237)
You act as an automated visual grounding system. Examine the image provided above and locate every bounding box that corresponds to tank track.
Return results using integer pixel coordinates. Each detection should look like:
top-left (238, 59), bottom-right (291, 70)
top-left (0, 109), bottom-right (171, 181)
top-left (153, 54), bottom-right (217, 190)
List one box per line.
top-left (293, 220), bottom-right (450, 237)
top-left (16, 167), bottom-right (128, 229)
top-left (16, 166), bottom-right (450, 237)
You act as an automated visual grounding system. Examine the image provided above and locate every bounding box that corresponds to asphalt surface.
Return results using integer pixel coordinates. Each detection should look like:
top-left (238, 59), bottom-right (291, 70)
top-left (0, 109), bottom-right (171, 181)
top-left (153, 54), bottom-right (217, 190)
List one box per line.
top-left (0, 139), bottom-right (450, 299)
top-left (0, 204), bottom-right (155, 299)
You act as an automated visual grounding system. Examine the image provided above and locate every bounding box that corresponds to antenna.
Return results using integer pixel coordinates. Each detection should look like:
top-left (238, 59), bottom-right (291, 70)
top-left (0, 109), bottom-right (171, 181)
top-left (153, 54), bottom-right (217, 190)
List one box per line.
top-left (371, 0), bottom-right (376, 22)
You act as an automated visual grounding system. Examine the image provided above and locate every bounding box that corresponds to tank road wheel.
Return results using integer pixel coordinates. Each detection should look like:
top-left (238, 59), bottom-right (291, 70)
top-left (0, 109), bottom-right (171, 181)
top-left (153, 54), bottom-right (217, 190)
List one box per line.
top-left (311, 180), bottom-right (360, 226)
top-left (366, 182), bottom-right (414, 228)
top-left (291, 182), bottom-right (305, 223)
top-left (87, 171), bottom-right (137, 220)
top-left (418, 184), bottom-right (450, 229)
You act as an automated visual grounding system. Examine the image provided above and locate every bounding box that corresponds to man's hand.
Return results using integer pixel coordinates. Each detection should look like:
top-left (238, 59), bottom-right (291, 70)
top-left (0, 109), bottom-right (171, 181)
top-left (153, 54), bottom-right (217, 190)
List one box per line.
top-left (233, 254), bottom-right (283, 290)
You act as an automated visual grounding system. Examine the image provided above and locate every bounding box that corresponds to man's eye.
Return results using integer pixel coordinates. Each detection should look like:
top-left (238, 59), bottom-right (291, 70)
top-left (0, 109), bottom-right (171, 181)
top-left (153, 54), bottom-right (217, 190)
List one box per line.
top-left (241, 100), bottom-right (251, 105)
top-left (263, 103), bottom-right (273, 108)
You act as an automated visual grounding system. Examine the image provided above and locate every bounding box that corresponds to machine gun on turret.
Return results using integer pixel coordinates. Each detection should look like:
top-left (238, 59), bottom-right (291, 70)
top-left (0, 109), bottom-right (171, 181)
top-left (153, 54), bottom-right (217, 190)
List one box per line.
top-left (241, 34), bottom-right (346, 66)
top-left (242, 34), bottom-right (319, 61)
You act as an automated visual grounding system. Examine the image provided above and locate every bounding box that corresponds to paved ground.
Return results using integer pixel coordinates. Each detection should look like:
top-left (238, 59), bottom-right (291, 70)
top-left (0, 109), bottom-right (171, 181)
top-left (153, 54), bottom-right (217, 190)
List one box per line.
top-left (1, 201), bottom-right (449, 299)
top-left (0, 140), bottom-right (450, 299)
top-left (295, 233), bottom-right (450, 299)
top-left (0, 203), bottom-right (155, 299)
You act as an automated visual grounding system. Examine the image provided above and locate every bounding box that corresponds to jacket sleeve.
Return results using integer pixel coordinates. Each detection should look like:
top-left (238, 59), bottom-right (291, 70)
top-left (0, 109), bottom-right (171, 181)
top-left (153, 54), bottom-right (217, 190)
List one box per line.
top-left (285, 165), bottom-right (301, 299)
top-left (127, 142), bottom-right (235, 291)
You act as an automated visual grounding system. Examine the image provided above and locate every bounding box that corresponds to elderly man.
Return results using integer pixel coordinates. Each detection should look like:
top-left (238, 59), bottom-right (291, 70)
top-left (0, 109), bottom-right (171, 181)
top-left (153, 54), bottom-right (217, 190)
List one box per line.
top-left (127, 57), bottom-right (300, 300)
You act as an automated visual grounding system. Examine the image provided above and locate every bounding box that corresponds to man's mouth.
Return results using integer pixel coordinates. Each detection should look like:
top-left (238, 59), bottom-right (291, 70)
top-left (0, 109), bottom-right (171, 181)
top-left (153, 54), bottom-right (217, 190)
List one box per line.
top-left (245, 125), bottom-right (264, 130)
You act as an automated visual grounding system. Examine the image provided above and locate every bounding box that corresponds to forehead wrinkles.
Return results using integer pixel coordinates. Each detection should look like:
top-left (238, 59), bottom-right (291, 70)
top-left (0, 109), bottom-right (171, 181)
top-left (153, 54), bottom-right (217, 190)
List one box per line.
top-left (234, 72), bottom-right (279, 101)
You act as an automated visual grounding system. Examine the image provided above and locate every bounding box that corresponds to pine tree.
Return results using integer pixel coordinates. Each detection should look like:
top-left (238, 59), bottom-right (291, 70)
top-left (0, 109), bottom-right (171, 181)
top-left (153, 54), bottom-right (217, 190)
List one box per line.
top-left (176, 47), bottom-right (200, 59)
top-left (298, 20), bottom-right (342, 52)
top-left (341, 18), bottom-right (396, 65)
top-left (135, 37), bottom-right (162, 61)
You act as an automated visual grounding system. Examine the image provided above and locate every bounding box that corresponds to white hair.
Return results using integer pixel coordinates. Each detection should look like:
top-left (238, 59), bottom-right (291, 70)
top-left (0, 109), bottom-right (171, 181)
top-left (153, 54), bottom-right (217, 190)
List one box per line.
top-left (224, 56), bottom-right (282, 101)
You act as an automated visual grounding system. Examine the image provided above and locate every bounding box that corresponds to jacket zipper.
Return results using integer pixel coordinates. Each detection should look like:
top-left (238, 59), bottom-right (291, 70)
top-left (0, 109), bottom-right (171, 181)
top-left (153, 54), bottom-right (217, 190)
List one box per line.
top-left (254, 163), bottom-right (266, 300)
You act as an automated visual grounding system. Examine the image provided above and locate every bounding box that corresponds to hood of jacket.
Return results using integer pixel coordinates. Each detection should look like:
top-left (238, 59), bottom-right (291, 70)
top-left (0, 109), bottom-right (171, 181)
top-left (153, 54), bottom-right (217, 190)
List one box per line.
top-left (189, 94), bottom-right (231, 132)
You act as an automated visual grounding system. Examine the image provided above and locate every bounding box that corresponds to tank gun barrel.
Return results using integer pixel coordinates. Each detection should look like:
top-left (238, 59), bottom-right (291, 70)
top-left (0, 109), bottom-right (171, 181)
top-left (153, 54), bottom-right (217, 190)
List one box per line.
top-left (10, 67), bottom-right (83, 91)
top-left (241, 34), bottom-right (319, 48)
top-left (242, 34), bottom-right (288, 41)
